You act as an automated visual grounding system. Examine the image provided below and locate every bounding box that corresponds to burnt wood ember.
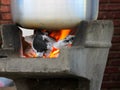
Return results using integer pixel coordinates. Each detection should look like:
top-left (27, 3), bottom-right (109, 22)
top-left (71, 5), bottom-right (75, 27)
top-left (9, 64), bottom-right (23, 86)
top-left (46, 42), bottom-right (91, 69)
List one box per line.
top-left (32, 30), bottom-right (53, 57)
top-left (33, 30), bottom-right (48, 52)
top-left (53, 35), bottom-right (75, 49)
top-left (30, 29), bottom-right (74, 57)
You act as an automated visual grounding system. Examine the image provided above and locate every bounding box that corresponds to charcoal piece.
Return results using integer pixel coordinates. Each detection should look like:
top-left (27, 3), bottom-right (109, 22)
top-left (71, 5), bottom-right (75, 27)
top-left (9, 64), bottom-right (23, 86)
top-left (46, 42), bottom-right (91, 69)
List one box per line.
top-left (33, 30), bottom-right (47, 52)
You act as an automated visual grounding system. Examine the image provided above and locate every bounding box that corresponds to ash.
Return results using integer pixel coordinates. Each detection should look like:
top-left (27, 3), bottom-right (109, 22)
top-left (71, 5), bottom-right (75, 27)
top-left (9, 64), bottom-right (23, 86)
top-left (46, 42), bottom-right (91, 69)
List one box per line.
top-left (23, 30), bottom-right (74, 58)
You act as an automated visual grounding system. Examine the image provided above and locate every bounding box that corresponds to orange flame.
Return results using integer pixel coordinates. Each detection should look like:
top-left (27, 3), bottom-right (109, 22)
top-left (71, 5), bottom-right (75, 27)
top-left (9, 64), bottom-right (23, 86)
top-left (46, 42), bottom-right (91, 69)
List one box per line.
top-left (49, 29), bottom-right (71, 41)
top-left (48, 29), bottom-right (71, 58)
top-left (58, 29), bottom-right (71, 40)
top-left (48, 47), bottom-right (60, 58)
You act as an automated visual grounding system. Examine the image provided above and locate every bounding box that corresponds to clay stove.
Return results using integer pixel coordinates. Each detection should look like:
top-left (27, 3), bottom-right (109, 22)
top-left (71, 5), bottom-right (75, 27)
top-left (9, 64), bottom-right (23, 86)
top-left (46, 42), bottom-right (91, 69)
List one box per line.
top-left (0, 20), bottom-right (113, 90)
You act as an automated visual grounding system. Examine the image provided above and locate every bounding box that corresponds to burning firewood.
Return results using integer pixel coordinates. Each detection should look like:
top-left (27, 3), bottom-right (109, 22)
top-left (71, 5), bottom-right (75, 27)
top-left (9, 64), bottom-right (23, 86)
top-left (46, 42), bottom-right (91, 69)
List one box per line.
top-left (32, 30), bottom-right (54, 57)
top-left (33, 30), bottom-right (48, 52)
top-left (53, 35), bottom-right (75, 49)
top-left (48, 35), bottom-right (75, 58)
top-left (23, 29), bottom-right (74, 58)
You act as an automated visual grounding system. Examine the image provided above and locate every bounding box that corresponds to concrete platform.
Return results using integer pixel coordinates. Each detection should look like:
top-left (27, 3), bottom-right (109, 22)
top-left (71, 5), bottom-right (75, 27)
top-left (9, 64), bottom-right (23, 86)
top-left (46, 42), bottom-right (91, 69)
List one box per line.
top-left (0, 20), bottom-right (113, 90)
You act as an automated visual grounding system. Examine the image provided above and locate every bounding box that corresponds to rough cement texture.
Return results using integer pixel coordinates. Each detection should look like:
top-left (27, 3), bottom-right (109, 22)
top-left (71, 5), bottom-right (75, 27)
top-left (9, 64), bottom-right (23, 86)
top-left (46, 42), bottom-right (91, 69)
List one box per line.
top-left (0, 20), bottom-right (113, 90)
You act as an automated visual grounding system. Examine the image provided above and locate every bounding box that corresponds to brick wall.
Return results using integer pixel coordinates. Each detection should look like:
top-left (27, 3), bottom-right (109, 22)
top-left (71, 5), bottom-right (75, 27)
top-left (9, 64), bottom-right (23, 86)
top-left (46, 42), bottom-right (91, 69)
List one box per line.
top-left (0, 0), bottom-right (120, 90)
top-left (98, 0), bottom-right (120, 90)
top-left (0, 0), bottom-right (12, 24)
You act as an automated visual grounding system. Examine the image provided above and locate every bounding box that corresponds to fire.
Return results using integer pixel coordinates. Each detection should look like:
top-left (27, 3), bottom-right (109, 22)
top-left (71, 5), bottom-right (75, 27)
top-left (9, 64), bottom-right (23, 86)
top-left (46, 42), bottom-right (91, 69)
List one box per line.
top-left (22, 29), bottom-right (71, 58)
top-left (48, 29), bottom-right (71, 58)
top-left (49, 29), bottom-right (71, 41)
top-left (48, 47), bottom-right (60, 58)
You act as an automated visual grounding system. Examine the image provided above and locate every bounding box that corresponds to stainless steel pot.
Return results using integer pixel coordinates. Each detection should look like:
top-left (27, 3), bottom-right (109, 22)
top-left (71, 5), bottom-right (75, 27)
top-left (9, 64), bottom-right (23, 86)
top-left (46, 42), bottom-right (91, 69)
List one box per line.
top-left (11, 0), bottom-right (99, 30)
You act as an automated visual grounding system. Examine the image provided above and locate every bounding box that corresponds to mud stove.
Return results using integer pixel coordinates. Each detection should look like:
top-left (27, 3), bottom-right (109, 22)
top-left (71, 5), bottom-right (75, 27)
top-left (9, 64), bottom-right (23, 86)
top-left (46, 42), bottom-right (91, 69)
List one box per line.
top-left (0, 20), bottom-right (113, 90)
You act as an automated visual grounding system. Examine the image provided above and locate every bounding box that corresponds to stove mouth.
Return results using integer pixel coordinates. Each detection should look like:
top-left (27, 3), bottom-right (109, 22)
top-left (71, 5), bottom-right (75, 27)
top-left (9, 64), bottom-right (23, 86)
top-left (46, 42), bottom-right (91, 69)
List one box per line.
top-left (0, 24), bottom-right (79, 59)
top-left (0, 20), bottom-right (113, 59)
top-left (21, 28), bottom-right (76, 58)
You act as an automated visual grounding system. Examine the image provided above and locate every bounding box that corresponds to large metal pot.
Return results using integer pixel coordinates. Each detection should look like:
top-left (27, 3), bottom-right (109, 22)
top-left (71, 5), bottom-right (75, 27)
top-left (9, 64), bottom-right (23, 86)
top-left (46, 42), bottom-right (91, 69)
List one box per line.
top-left (11, 0), bottom-right (99, 30)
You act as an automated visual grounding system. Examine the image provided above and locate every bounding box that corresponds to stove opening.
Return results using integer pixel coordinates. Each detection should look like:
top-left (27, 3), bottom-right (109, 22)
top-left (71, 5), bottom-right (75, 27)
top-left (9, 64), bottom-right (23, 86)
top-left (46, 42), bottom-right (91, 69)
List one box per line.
top-left (21, 28), bottom-right (76, 58)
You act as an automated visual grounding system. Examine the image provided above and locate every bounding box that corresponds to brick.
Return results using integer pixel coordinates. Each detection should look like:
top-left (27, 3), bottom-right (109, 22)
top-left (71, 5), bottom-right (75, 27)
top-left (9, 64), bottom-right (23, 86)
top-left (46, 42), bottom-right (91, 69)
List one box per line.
top-left (0, 5), bottom-right (10, 12)
top-left (98, 11), bottom-right (120, 19)
top-left (112, 36), bottom-right (120, 43)
top-left (109, 89), bottom-right (120, 90)
top-left (108, 51), bottom-right (120, 59)
top-left (113, 20), bottom-right (120, 27)
top-left (103, 74), bottom-right (120, 81)
top-left (0, 20), bottom-right (12, 24)
top-left (1, 0), bottom-right (10, 5)
top-left (1, 13), bottom-right (12, 20)
top-left (102, 81), bottom-right (120, 88)
top-left (110, 43), bottom-right (120, 51)
top-left (114, 27), bottom-right (120, 35)
top-left (109, 59), bottom-right (120, 66)
top-left (99, 4), bottom-right (120, 11)
top-left (100, 0), bottom-right (120, 3)
top-left (105, 66), bottom-right (120, 73)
